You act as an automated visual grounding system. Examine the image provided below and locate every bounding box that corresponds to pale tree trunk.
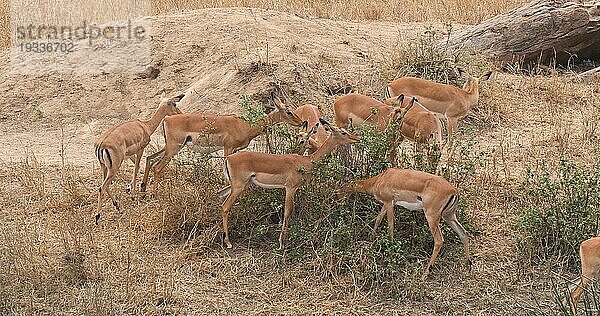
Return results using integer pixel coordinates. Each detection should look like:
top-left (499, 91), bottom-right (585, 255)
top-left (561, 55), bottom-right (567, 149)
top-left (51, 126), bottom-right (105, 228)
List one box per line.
top-left (447, 0), bottom-right (600, 65)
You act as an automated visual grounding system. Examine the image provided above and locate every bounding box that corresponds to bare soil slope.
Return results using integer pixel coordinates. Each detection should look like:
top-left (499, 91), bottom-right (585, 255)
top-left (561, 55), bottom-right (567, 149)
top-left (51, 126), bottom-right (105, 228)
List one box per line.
top-left (0, 8), bottom-right (430, 167)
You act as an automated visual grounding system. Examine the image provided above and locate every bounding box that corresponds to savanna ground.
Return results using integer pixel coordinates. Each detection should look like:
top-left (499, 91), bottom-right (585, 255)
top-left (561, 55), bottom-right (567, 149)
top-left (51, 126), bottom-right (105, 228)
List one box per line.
top-left (1, 0), bottom-right (600, 315)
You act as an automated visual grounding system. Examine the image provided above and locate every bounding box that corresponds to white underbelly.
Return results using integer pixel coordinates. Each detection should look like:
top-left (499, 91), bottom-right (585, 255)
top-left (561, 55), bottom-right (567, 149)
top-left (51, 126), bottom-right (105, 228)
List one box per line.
top-left (395, 200), bottom-right (423, 211)
top-left (250, 174), bottom-right (285, 189)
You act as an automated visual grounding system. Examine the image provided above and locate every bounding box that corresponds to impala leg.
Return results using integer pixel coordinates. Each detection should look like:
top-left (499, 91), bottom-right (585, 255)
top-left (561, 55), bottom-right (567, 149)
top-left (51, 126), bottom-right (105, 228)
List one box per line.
top-left (221, 186), bottom-right (245, 249)
top-left (279, 187), bottom-right (298, 250)
top-left (373, 204), bottom-right (387, 235)
top-left (571, 272), bottom-right (597, 307)
top-left (128, 150), bottom-right (143, 195)
top-left (96, 165), bottom-right (107, 224)
top-left (447, 117), bottom-right (459, 138)
top-left (424, 213), bottom-right (444, 278)
top-left (141, 149), bottom-right (164, 192)
top-left (96, 164), bottom-right (120, 224)
top-left (569, 277), bottom-right (584, 311)
top-left (385, 202), bottom-right (395, 240)
top-left (442, 212), bottom-right (471, 268)
top-left (151, 142), bottom-right (183, 191)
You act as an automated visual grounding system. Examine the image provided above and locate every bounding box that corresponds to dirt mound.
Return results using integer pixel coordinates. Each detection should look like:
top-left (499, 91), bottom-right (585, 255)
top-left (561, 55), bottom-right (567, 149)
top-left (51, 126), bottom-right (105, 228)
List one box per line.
top-left (0, 8), bottom-right (434, 166)
top-left (0, 8), bottom-right (436, 164)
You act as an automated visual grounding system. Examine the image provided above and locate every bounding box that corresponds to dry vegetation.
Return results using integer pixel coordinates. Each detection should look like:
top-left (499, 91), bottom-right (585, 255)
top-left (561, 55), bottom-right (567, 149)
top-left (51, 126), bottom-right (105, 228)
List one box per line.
top-left (0, 0), bottom-right (530, 49)
top-left (1, 1), bottom-right (600, 315)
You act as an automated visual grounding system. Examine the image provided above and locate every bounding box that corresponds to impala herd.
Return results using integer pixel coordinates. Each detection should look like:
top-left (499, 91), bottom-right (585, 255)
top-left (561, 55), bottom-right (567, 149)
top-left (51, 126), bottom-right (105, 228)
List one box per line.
top-left (94, 70), bottom-right (596, 309)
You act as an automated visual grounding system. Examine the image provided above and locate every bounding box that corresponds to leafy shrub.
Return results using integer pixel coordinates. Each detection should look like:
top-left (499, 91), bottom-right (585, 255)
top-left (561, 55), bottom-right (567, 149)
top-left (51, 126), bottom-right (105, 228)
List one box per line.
top-left (227, 123), bottom-right (481, 296)
top-left (238, 94), bottom-right (266, 126)
top-left (516, 158), bottom-right (600, 267)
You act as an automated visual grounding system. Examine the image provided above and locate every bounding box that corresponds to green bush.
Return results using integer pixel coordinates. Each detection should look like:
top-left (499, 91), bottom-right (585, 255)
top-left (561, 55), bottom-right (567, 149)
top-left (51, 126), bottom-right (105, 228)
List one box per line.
top-left (516, 158), bottom-right (600, 267)
top-left (227, 123), bottom-right (479, 296)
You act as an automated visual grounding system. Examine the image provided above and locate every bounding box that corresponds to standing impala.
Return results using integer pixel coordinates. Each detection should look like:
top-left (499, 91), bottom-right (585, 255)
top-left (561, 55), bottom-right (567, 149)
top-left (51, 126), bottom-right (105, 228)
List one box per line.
top-left (141, 95), bottom-right (305, 192)
top-left (293, 104), bottom-right (328, 154)
top-left (218, 119), bottom-right (360, 250)
top-left (568, 236), bottom-right (600, 312)
top-left (345, 168), bottom-right (470, 278)
top-left (386, 70), bottom-right (492, 135)
top-left (95, 94), bottom-right (184, 223)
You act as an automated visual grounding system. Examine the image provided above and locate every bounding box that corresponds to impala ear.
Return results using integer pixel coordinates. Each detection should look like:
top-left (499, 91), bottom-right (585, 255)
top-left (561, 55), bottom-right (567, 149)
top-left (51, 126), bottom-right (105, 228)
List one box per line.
top-left (480, 71), bottom-right (493, 81)
top-left (172, 94), bottom-right (185, 103)
top-left (301, 120), bottom-right (308, 131)
top-left (396, 94), bottom-right (404, 103)
top-left (406, 97), bottom-right (417, 111)
top-left (269, 92), bottom-right (287, 110)
top-left (319, 117), bottom-right (331, 126)
top-left (308, 123), bottom-right (319, 136)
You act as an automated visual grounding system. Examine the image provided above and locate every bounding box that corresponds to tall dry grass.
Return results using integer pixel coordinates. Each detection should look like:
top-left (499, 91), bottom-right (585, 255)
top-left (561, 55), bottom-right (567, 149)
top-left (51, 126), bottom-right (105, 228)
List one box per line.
top-left (0, 0), bottom-right (529, 49)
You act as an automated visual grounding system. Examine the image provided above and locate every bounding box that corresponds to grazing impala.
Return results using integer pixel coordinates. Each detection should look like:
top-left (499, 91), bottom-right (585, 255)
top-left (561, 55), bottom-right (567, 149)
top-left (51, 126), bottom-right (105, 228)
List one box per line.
top-left (345, 168), bottom-right (470, 278)
top-left (293, 104), bottom-right (328, 154)
top-left (95, 94), bottom-right (184, 223)
top-left (218, 119), bottom-right (359, 250)
top-left (332, 93), bottom-right (415, 162)
top-left (141, 95), bottom-right (305, 192)
top-left (386, 70), bottom-right (492, 135)
top-left (383, 95), bottom-right (443, 147)
top-left (568, 237), bottom-right (600, 311)
top-left (333, 93), bottom-right (404, 131)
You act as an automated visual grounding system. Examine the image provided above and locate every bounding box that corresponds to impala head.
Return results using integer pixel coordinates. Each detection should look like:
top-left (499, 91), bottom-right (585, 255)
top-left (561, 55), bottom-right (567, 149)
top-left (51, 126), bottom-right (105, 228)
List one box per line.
top-left (319, 117), bottom-right (360, 144)
top-left (393, 96), bottom-right (416, 123)
top-left (159, 94), bottom-right (185, 115)
top-left (266, 93), bottom-right (305, 127)
top-left (296, 123), bottom-right (321, 154)
top-left (460, 70), bottom-right (493, 94)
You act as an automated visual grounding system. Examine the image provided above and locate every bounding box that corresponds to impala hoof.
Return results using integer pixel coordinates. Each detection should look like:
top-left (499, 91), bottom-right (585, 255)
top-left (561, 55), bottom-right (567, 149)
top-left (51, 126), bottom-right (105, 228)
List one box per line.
top-left (95, 213), bottom-right (101, 225)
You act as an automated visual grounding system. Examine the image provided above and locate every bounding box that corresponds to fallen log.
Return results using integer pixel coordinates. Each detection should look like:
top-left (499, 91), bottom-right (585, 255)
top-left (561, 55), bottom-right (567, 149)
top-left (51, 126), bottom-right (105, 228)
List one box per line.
top-left (447, 0), bottom-right (600, 65)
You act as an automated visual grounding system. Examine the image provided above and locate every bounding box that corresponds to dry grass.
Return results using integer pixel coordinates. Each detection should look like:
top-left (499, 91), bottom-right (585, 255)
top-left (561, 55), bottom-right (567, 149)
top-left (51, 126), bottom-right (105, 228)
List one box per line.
top-left (0, 72), bottom-right (599, 314)
top-left (1, 1), bottom-right (600, 315)
top-left (0, 0), bottom-right (530, 49)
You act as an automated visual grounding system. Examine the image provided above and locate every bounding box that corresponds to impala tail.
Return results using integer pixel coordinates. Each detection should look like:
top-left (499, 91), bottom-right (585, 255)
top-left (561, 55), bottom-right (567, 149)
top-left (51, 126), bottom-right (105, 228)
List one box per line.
top-left (95, 146), bottom-right (113, 168)
top-left (384, 86), bottom-right (391, 100)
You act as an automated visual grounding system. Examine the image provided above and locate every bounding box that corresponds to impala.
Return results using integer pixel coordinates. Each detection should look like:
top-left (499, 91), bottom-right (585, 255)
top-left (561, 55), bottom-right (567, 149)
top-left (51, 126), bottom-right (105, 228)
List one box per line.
top-left (568, 236), bottom-right (600, 311)
top-left (385, 70), bottom-right (492, 135)
top-left (140, 95), bottom-right (305, 192)
top-left (345, 168), bottom-right (470, 278)
top-left (218, 119), bottom-right (359, 250)
top-left (293, 104), bottom-right (328, 154)
top-left (333, 93), bottom-right (403, 131)
top-left (332, 93), bottom-right (415, 162)
top-left (94, 94), bottom-right (184, 223)
top-left (383, 94), bottom-right (443, 147)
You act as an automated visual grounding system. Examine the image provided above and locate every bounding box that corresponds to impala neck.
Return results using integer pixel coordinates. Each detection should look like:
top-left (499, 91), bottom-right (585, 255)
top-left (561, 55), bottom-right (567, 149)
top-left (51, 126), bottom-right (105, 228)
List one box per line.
top-left (142, 104), bottom-right (170, 134)
top-left (349, 176), bottom-right (379, 195)
top-left (247, 114), bottom-right (275, 140)
top-left (308, 136), bottom-right (341, 162)
top-left (464, 79), bottom-right (480, 109)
